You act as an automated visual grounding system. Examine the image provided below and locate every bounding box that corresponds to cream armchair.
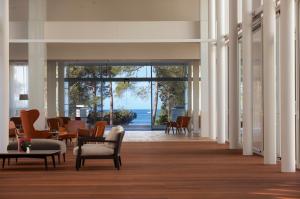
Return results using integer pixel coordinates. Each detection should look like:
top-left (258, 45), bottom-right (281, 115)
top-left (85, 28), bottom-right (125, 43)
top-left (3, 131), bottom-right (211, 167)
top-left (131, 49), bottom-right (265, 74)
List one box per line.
top-left (73, 126), bottom-right (125, 170)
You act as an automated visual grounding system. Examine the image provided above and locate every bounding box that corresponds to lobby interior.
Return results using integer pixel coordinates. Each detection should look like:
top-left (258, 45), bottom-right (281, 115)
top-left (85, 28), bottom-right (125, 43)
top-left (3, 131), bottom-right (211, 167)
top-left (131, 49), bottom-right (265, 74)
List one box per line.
top-left (0, 0), bottom-right (300, 198)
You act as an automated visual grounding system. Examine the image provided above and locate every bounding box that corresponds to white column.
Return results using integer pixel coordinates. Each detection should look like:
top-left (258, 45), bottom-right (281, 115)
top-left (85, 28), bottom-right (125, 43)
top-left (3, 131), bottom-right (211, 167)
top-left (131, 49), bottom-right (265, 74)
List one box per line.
top-left (28, 0), bottom-right (47, 129)
top-left (58, 63), bottom-right (65, 117)
top-left (0, 0), bottom-right (9, 152)
top-left (200, 0), bottom-right (209, 138)
top-left (193, 61), bottom-right (200, 133)
top-left (253, 0), bottom-right (262, 10)
top-left (209, 0), bottom-right (217, 140)
top-left (242, 0), bottom-right (253, 155)
top-left (188, 64), bottom-right (192, 117)
top-left (228, 0), bottom-right (239, 149)
top-left (47, 61), bottom-right (57, 118)
top-left (216, 0), bottom-right (226, 144)
top-left (280, 0), bottom-right (296, 173)
top-left (263, 0), bottom-right (277, 165)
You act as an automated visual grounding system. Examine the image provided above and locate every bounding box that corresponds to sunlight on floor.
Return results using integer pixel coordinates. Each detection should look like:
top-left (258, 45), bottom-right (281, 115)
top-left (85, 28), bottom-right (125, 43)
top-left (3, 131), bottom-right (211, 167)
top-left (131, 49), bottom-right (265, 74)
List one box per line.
top-left (104, 131), bottom-right (212, 142)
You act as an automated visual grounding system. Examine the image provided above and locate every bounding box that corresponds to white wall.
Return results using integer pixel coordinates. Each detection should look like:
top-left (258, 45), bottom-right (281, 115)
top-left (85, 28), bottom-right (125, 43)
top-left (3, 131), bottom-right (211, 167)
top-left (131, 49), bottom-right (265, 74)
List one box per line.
top-left (10, 0), bottom-right (200, 21)
top-left (10, 43), bottom-right (200, 61)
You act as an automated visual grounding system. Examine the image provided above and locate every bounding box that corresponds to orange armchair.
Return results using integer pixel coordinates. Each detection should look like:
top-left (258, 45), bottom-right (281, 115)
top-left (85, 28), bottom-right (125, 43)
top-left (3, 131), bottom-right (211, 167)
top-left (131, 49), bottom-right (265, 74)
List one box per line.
top-left (93, 121), bottom-right (107, 137)
top-left (76, 121), bottom-right (107, 138)
top-left (20, 109), bottom-right (52, 139)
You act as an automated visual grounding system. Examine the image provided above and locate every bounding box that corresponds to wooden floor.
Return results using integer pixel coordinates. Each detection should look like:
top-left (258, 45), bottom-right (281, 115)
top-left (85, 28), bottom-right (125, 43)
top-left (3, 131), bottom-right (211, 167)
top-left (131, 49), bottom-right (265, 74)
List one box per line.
top-left (0, 142), bottom-right (300, 199)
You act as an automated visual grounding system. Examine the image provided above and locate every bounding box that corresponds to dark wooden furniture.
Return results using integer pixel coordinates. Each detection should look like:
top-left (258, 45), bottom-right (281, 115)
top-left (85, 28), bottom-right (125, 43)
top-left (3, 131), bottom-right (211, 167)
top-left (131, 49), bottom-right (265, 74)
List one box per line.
top-left (165, 116), bottom-right (191, 134)
top-left (75, 132), bottom-right (124, 171)
top-left (0, 150), bottom-right (60, 170)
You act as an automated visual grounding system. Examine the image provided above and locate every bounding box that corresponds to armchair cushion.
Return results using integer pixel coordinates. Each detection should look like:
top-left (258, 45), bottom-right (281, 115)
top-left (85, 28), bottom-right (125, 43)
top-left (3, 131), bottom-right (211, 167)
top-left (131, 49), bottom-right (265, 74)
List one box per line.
top-left (104, 126), bottom-right (124, 149)
top-left (73, 144), bottom-right (114, 156)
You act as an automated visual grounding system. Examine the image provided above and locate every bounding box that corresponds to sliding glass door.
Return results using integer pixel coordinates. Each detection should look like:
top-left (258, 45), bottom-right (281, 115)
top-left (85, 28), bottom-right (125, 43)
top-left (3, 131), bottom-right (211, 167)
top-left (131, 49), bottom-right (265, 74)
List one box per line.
top-left (63, 63), bottom-right (188, 130)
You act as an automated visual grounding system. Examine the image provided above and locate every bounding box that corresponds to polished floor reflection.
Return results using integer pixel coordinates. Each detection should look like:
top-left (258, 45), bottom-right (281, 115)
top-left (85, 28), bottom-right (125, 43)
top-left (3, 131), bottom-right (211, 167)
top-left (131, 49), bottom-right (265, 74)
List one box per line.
top-left (103, 130), bottom-right (211, 142)
top-left (1, 142), bottom-right (299, 199)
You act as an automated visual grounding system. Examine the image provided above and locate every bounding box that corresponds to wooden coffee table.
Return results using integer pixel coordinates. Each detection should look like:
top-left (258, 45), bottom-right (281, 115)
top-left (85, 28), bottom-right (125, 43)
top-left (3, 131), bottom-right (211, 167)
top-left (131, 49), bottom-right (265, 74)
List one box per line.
top-left (0, 150), bottom-right (60, 170)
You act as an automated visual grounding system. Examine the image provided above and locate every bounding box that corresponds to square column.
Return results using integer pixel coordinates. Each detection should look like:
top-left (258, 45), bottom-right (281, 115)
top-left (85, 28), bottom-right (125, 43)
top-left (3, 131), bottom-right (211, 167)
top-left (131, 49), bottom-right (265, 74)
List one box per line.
top-left (200, 0), bottom-right (209, 138)
top-left (58, 63), bottom-right (65, 117)
top-left (47, 61), bottom-right (57, 118)
top-left (192, 61), bottom-right (200, 134)
top-left (208, 0), bottom-right (217, 140)
top-left (28, 0), bottom-right (47, 129)
top-left (228, 0), bottom-right (240, 149)
top-left (242, 0), bottom-right (253, 155)
top-left (263, 0), bottom-right (277, 165)
top-left (280, 0), bottom-right (296, 173)
top-left (216, 0), bottom-right (227, 144)
top-left (0, 0), bottom-right (9, 151)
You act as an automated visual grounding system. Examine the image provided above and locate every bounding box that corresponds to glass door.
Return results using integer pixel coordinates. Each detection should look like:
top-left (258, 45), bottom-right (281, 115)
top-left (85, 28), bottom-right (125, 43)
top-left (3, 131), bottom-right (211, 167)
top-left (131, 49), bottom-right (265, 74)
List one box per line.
top-left (151, 65), bottom-right (188, 129)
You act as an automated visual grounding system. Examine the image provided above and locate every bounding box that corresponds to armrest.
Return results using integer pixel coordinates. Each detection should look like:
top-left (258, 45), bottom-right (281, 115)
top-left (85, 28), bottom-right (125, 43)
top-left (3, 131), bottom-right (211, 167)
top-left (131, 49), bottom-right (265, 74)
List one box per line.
top-left (77, 128), bottom-right (92, 137)
top-left (35, 130), bottom-right (52, 138)
top-left (77, 136), bottom-right (106, 146)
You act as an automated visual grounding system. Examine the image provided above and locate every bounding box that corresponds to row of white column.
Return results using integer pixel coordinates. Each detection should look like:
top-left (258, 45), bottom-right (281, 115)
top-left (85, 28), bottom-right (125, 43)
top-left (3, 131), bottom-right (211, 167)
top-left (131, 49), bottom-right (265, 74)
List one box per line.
top-left (211, 0), bottom-right (296, 172)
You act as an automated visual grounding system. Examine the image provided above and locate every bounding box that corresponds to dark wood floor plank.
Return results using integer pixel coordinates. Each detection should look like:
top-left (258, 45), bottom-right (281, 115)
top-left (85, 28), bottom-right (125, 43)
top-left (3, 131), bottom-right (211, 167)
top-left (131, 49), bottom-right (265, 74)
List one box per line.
top-left (0, 142), bottom-right (299, 199)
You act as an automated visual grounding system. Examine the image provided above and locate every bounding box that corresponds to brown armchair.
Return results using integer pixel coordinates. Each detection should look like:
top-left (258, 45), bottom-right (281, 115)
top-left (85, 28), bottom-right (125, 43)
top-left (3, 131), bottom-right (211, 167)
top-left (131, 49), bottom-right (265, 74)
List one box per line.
top-left (9, 121), bottom-right (17, 139)
top-left (77, 121), bottom-right (107, 138)
top-left (166, 116), bottom-right (191, 134)
top-left (20, 109), bottom-right (52, 139)
top-left (10, 117), bottom-right (22, 129)
top-left (47, 118), bottom-right (76, 144)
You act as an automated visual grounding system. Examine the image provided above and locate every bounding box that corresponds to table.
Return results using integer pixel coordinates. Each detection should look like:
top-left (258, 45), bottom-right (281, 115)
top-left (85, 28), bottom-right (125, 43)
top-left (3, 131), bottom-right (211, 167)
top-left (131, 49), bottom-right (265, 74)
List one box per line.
top-left (0, 150), bottom-right (60, 170)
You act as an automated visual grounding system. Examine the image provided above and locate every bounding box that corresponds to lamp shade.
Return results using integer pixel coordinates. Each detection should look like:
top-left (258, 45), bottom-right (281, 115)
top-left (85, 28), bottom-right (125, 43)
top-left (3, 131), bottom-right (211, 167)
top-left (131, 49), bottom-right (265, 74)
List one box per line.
top-left (19, 94), bottom-right (29, 101)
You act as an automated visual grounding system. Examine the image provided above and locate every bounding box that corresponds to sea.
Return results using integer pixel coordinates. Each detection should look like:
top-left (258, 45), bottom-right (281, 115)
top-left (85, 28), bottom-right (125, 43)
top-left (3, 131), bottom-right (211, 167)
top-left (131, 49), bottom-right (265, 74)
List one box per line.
top-left (130, 109), bottom-right (152, 125)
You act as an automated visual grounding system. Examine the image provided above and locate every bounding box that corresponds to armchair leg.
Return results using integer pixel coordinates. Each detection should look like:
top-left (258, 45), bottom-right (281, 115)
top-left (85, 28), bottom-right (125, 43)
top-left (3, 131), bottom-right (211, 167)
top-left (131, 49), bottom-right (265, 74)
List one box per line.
top-left (76, 157), bottom-right (81, 171)
top-left (82, 159), bottom-right (85, 167)
top-left (119, 156), bottom-right (122, 167)
top-left (113, 157), bottom-right (120, 170)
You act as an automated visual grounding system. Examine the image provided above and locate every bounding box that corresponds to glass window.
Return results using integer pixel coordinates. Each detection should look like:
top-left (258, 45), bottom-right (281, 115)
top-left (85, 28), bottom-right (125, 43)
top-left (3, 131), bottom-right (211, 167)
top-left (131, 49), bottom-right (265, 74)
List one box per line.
top-left (63, 63), bottom-right (189, 129)
top-left (9, 63), bottom-right (28, 116)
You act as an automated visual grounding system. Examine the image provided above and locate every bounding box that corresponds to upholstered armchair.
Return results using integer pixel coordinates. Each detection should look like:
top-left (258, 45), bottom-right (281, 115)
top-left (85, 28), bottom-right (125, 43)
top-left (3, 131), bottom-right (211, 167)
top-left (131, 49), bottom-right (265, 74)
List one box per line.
top-left (165, 116), bottom-right (191, 134)
top-left (20, 109), bottom-right (52, 139)
top-left (73, 126), bottom-right (125, 170)
top-left (77, 121), bottom-right (107, 138)
top-left (47, 118), bottom-right (76, 143)
top-left (9, 121), bottom-right (17, 139)
top-left (67, 120), bottom-right (86, 137)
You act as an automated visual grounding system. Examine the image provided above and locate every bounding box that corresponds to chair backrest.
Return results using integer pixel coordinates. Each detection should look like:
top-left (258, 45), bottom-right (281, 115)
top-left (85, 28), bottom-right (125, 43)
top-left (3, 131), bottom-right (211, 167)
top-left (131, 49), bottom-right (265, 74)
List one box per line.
top-left (114, 131), bottom-right (125, 156)
top-left (58, 117), bottom-right (71, 127)
top-left (94, 121), bottom-right (107, 137)
top-left (9, 121), bottom-right (17, 138)
top-left (104, 126), bottom-right (125, 150)
top-left (176, 116), bottom-right (183, 124)
top-left (10, 117), bottom-right (22, 129)
top-left (20, 109), bottom-right (39, 138)
top-left (47, 118), bottom-right (60, 132)
top-left (181, 116), bottom-right (191, 128)
top-left (67, 120), bottom-right (86, 134)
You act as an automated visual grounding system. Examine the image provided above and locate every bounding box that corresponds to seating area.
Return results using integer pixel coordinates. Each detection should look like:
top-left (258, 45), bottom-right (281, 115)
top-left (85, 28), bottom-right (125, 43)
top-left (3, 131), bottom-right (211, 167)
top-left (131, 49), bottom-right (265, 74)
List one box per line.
top-left (6, 109), bottom-right (125, 171)
top-left (1, 0), bottom-right (300, 198)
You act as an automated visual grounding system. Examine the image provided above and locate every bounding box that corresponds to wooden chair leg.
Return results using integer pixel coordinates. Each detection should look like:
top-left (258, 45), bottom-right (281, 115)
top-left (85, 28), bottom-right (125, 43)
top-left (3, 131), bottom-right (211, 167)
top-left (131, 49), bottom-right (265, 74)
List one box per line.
top-left (113, 157), bottom-right (120, 170)
top-left (76, 157), bottom-right (81, 171)
top-left (63, 153), bottom-right (66, 162)
top-left (82, 159), bottom-right (85, 166)
top-left (58, 154), bottom-right (61, 164)
top-left (119, 156), bottom-right (122, 167)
